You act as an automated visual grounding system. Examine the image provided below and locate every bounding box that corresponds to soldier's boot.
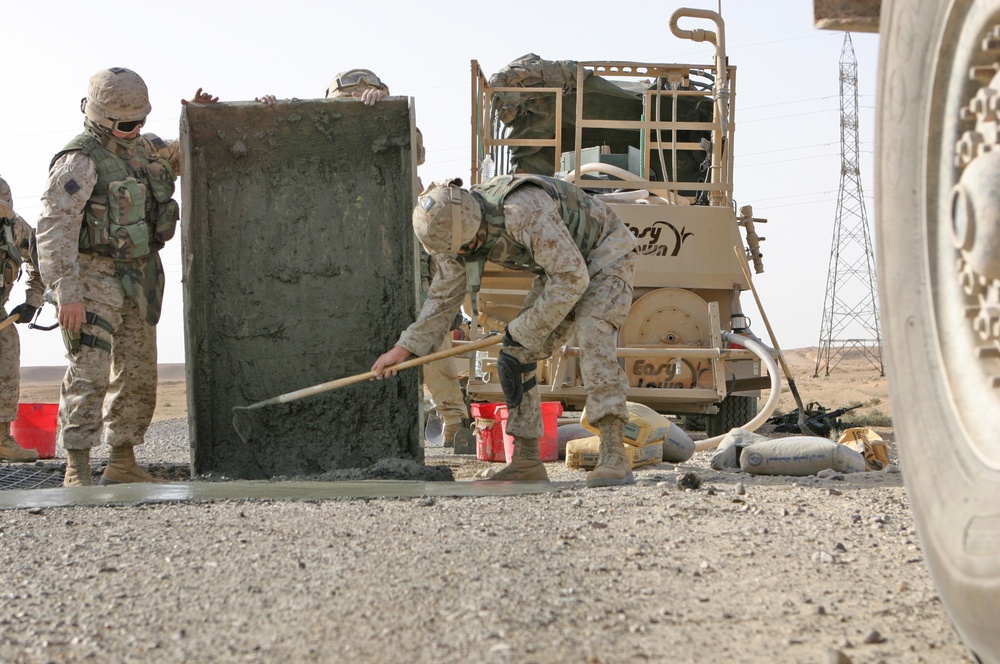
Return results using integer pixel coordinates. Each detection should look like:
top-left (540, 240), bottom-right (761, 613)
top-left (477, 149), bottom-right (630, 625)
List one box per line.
top-left (441, 419), bottom-right (464, 448)
top-left (488, 436), bottom-right (549, 482)
top-left (586, 416), bottom-right (635, 487)
top-left (0, 422), bottom-right (39, 462)
top-left (100, 445), bottom-right (167, 485)
top-left (63, 449), bottom-right (93, 487)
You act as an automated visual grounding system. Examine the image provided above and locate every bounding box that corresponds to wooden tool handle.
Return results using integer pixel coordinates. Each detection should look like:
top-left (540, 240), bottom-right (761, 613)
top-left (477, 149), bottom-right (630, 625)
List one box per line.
top-left (243, 333), bottom-right (504, 411)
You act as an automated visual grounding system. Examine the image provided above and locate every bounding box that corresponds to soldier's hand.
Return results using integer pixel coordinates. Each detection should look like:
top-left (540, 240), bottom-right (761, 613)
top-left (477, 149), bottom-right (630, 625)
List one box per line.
top-left (58, 302), bottom-right (86, 334)
top-left (9, 303), bottom-right (38, 324)
top-left (356, 87), bottom-right (387, 106)
top-left (181, 88), bottom-right (220, 105)
top-left (254, 94), bottom-right (277, 107)
top-left (371, 346), bottom-right (412, 379)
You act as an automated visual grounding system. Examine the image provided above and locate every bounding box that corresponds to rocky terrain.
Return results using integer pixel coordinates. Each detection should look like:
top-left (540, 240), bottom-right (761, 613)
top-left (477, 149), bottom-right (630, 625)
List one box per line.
top-left (0, 351), bottom-right (975, 663)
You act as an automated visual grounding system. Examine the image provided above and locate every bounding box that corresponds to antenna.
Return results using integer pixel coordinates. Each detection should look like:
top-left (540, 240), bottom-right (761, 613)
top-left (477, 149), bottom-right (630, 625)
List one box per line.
top-left (814, 33), bottom-right (884, 377)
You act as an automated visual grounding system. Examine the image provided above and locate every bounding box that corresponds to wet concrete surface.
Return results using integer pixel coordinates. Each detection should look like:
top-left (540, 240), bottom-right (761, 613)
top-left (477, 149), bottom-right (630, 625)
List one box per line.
top-left (180, 98), bottom-right (421, 480)
top-left (0, 477), bottom-right (561, 510)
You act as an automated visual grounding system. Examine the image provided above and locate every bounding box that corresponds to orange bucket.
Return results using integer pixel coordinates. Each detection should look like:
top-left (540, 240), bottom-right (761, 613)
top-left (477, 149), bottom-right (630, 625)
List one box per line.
top-left (11, 403), bottom-right (58, 459)
top-left (497, 401), bottom-right (564, 463)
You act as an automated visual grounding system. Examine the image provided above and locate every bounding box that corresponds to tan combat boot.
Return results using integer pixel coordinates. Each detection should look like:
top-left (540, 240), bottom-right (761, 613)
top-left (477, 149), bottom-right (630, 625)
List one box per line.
top-left (0, 422), bottom-right (39, 462)
top-left (586, 416), bottom-right (635, 487)
top-left (63, 449), bottom-right (93, 487)
top-left (488, 436), bottom-right (549, 482)
top-left (100, 445), bottom-right (167, 485)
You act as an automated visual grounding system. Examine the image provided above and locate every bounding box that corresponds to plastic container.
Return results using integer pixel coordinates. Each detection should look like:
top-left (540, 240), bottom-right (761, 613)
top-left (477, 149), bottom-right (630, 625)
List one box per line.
top-left (497, 401), bottom-right (564, 463)
top-left (10, 402), bottom-right (58, 459)
top-left (472, 402), bottom-right (506, 462)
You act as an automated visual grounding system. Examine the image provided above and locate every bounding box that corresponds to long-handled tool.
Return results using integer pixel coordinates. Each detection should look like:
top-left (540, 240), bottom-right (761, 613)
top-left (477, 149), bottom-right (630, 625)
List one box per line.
top-left (231, 333), bottom-right (504, 443)
top-left (0, 314), bottom-right (18, 333)
top-left (733, 246), bottom-right (814, 435)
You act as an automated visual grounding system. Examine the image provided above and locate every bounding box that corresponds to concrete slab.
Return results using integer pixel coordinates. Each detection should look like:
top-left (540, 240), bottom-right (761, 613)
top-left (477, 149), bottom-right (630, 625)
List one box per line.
top-left (0, 480), bottom-right (563, 510)
top-left (180, 98), bottom-right (421, 479)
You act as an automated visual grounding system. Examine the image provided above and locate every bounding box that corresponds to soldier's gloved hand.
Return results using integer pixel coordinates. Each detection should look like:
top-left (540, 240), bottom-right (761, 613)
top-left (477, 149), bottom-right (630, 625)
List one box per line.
top-left (503, 328), bottom-right (522, 348)
top-left (356, 87), bottom-right (387, 106)
top-left (254, 94), bottom-right (277, 107)
top-left (9, 303), bottom-right (38, 324)
top-left (181, 88), bottom-right (220, 105)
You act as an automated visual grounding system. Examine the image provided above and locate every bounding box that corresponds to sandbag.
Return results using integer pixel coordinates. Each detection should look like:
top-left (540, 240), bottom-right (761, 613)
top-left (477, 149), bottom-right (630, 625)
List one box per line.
top-left (663, 420), bottom-right (695, 463)
top-left (740, 436), bottom-right (866, 476)
top-left (711, 428), bottom-right (770, 471)
top-left (565, 435), bottom-right (662, 470)
top-left (582, 401), bottom-right (671, 446)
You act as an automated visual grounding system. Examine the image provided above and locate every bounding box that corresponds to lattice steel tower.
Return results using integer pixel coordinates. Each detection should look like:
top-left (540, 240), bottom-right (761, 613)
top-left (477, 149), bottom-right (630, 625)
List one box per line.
top-left (814, 33), bottom-right (884, 377)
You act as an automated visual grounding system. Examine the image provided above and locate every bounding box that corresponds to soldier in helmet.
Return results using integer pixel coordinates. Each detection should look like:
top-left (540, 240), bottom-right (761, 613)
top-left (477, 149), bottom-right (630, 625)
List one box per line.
top-left (0, 176), bottom-right (45, 462)
top-left (372, 175), bottom-right (639, 486)
top-left (259, 69), bottom-right (467, 446)
top-left (36, 67), bottom-right (217, 486)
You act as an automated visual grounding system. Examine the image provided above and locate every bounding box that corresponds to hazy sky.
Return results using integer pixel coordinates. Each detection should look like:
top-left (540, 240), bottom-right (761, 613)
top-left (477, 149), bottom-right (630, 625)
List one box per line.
top-left (0, 1), bottom-right (879, 367)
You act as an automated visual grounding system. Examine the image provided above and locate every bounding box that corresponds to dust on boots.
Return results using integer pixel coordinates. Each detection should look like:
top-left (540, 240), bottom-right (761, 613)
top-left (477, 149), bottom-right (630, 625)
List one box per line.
top-left (0, 421), bottom-right (38, 462)
top-left (586, 416), bottom-right (635, 488)
top-left (488, 436), bottom-right (549, 482)
top-left (63, 449), bottom-right (93, 487)
top-left (100, 445), bottom-right (167, 485)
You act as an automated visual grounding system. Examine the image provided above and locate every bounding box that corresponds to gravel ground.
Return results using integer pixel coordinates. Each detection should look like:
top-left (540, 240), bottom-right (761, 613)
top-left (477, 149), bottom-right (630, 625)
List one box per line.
top-left (0, 419), bottom-right (975, 663)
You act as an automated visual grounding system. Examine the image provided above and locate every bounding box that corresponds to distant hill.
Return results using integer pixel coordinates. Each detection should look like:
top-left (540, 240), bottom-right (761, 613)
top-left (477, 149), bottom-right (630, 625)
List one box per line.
top-left (21, 363), bottom-right (186, 385)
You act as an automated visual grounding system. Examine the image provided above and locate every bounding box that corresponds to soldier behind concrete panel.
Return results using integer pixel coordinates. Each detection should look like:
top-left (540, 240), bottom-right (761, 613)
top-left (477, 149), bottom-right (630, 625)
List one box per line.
top-left (373, 175), bottom-right (639, 485)
top-left (36, 67), bottom-right (217, 487)
top-left (260, 69), bottom-right (471, 446)
top-left (0, 177), bottom-right (45, 462)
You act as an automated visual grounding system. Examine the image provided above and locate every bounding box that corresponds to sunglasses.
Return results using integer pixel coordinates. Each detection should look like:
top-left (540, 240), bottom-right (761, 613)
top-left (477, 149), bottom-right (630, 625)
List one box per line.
top-left (112, 118), bottom-right (145, 133)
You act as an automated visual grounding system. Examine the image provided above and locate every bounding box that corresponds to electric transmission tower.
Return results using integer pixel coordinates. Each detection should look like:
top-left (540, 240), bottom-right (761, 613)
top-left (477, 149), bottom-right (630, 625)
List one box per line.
top-left (814, 33), bottom-right (884, 377)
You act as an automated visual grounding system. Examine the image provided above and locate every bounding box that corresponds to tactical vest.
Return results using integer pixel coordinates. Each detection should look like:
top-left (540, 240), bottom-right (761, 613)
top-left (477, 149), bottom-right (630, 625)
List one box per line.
top-left (52, 133), bottom-right (179, 325)
top-left (54, 134), bottom-right (179, 261)
top-left (0, 218), bottom-right (21, 291)
top-left (462, 174), bottom-right (602, 313)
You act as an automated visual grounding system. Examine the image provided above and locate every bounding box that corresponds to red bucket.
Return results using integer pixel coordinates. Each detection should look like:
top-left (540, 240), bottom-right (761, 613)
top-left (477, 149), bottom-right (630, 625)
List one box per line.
top-left (11, 403), bottom-right (58, 459)
top-left (497, 401), bottom-right (564, 463)
top-left (471, 402), bottom-right (506, 462)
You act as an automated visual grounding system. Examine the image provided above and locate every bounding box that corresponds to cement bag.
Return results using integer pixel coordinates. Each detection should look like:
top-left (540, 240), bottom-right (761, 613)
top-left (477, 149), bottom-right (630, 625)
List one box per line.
top-left (565, 436), bottom-right (662, 470)
top-left (740, 436), bottom-right (867, 476)
top-left (663, 420), bottom-right (695, 463)
top-left (837, 427), bottom-right (890, 471)
top-left (581, 401), bottom-right (670, 446)
top-left (711, 428), bottom-right (769, 471)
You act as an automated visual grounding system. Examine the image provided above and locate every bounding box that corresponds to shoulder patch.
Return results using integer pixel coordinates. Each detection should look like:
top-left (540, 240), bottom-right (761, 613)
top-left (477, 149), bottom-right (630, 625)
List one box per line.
top-left (63, 179), bottom-right (81, 195)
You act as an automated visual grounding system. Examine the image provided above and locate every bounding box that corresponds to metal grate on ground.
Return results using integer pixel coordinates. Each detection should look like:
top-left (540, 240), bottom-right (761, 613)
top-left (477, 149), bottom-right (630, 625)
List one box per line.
top-left (0, 465), bottom-right (64, 490)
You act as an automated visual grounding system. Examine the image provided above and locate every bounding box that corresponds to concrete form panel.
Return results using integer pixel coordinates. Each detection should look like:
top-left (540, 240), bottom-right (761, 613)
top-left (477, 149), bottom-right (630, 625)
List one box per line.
top-left (180, 99), bottom-right (421, 479)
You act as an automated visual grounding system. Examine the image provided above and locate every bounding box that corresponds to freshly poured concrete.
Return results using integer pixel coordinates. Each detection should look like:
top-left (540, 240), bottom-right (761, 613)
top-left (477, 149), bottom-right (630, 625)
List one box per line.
top-left (0, 479), bottom-right (562, 510)
top-left (180, 99), bottom-right (421, 479)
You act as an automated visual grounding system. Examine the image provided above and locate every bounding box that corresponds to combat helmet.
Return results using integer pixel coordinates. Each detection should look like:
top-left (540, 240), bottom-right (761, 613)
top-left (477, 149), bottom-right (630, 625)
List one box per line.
top-left (81, 67), bottom-right (151, 132)
top-left (412, 178), bottom-right (482, 254)
top-left (326, 68), bottom-right (388, 98)
top-left (0, 178), bottom-right (12, 219)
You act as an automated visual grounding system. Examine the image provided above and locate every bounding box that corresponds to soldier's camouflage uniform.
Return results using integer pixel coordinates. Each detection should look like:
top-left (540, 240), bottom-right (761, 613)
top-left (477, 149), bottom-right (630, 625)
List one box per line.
top-left (36, 126), bottom-right (180, 453)
top-left (398, 184), bottom-right (638, 440)
top-left (0, 204), bottom-right (45, 424)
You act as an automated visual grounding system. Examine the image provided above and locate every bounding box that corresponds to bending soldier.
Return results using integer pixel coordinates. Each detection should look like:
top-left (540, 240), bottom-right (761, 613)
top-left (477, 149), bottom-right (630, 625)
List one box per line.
top-left (373, 175), bottom-right (639, 485)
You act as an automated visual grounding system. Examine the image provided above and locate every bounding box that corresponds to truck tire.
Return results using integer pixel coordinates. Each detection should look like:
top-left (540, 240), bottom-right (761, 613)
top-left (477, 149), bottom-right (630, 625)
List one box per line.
top-left (705, 395), bottom-right (755, 438)
top-left (878, 1), bottom-right (1000, 660)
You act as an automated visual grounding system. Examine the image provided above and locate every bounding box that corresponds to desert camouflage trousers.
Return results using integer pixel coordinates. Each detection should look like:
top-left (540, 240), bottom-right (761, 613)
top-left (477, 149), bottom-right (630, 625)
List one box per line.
top-left (58, 258), bottom-right (157, 451)
top-left (503, 252), bottom-right (637, 439)
top-left (423, 332), bottom-right (469, 425)
top-left (0, 307), bottom-right (21, 421)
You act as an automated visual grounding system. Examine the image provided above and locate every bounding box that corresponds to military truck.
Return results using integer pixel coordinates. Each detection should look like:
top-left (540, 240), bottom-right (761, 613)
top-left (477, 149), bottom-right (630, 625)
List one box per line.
top-left (461, 8), bottom-right (780, 437)
top-left (815, 1), bottom-right (1000, 661)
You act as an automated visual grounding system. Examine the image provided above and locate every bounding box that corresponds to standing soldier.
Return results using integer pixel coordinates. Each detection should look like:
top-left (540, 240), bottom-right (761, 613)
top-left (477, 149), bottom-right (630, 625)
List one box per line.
top-left (0, 177), bottom-right (45, 462)
top-left (36, 67), bottom-right (215, 486)
top-left (373, 175), bottom-right (639, 485)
